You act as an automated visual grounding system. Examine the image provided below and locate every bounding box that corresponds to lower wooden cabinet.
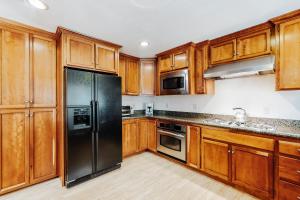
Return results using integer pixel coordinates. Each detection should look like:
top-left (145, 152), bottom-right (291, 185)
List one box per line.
top-left (187, 126), bottom-right (200, 169)
top-left (279, 180), bottom-right (300, 200)
top-left (0, 109), bottom-right (56, 195)
top-left (138, 119), bottom-right (149, 151)
top-left (147, 120), bottom-right (157, 152)
top-left (202, 139), bottom-right (229, 181)
top-left (231, 146), bottom-right (273, 199)
top-left (122, 119), bottom-right (139, 157)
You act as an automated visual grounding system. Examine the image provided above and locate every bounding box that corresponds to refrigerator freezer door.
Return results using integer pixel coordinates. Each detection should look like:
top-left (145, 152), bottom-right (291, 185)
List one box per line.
top-left (95, 73), bottom-right (122, 172)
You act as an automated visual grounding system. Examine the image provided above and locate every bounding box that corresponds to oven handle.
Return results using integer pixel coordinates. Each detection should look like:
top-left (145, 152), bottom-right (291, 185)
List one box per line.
top-left (157, 129), bottom-right (185, 139)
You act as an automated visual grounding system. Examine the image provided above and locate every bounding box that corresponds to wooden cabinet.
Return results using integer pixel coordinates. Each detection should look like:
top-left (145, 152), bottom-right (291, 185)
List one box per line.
top-left (31, 35), bottom-right (56, 108)
top-left (231, 146), bottom-right (273, 199)
top-left (279, 180), bottom-right (300, 200)
top-left (66, 35), bottom-right (95, 69)
top-left (279, 140), bottom-right (300, 157)
top-left (279, 156), bottom-right (300, 184)
top-left (147, 120), bottom-right (157, 152)
top-left (0, 110), bottom-right (30, 194)
top-left (210, 39), bottom-right (236, 65)
top-left (138, 119), bottom-right (149, 151)
top-left (209, 23), bottom-right (272, 66)
top-left (122, 119), bottom-right (138, 157)
top-left (272, 17), bottom-right (300, 90)
top-left (237, 29), bottom-right (271, 59)
top-left (173, 50), bottom-right (188, 70)
top-left (0, 29), bottom-right (30, 109)
top-left (187, 126), bottom-right (200, 169)
top-left (202, 139), bottom-right (229, 181)
top-left (29, 109), bottom-right (56, 184)
top-left (140, 59), bottom-right (156, 95)
top-left (195, 41), bottom-right (214, 94)
top-left (158, 55), bottom-right (172, 73)
top-left (95, 44), bottom-right (118, 73)
top-left (119, 54), bottom-right (140, 96)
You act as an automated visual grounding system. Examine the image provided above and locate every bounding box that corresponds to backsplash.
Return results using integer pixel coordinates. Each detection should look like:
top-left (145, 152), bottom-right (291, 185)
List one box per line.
top-left (122, 95), bottom-right (153, 110)
top-left (123, 74), bottom-right (300, 120)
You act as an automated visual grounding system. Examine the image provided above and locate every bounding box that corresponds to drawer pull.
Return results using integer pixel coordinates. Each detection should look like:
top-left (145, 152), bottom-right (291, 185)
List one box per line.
top-left (297, 170), bottom-right (300, 174)
top-left (297, 149), bottom-right (300, 153)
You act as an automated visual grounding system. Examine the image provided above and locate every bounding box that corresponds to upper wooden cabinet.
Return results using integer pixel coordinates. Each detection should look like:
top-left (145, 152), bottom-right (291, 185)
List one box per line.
top-left (209, 22), bottom-right (273, 66)
top-left (140, 59), bottom-right (156, 95)
top-left (95, 44), bottom-right (118, 73)
top-left (231, 146), bottom-right (273, 199)
top-left (119, 54), bottom-right (140, 96)
top-left (58, 27), bottom-right (121, 74)
top-left (31, 35), bottom-right (56, 108)
top-left (210, 39), bottom-right (236, 65)
top-left (158, 55), bottom-right (172, 73)
top-left (66, 35), bottom-right (95, 69)
top-left (173, 50), bottom-right (188, 70)
top-left (0, 29), bottom-right (30, 109)
top-left (195, 41), bottom-right (214, 94)
top-left (271, 11), bottom-right (300, 90)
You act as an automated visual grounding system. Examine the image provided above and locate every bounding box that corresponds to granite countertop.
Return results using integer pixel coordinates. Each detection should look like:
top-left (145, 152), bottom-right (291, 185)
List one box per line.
top-left (122, 112), bottom-right (300, 140)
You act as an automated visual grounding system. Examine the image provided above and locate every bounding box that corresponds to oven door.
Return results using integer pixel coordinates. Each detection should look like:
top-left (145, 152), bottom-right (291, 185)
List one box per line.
top-left (160, 69), bottom-right (189, 95)
top-left (157, 129), bottom-right (186, 162)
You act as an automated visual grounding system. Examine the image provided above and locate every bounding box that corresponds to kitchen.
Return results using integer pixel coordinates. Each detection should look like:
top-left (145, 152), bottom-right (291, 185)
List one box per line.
top-left (0, 0), bottom-right (300, 200)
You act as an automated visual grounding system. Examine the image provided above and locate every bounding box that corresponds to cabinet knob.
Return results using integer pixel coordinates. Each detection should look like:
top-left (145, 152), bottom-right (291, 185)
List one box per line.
top-left (297, 196), bottom-right (300, 200)
top-left (296, 170), bottom-right (300, 174)
top-left (24, 100), bottom-right (29, 103)
top-left (29, 100), bottom-right (33, 103)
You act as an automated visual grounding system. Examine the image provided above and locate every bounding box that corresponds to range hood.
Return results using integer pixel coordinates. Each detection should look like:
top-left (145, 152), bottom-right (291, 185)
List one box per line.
top-left (204, 55), bottom-right (275, 79)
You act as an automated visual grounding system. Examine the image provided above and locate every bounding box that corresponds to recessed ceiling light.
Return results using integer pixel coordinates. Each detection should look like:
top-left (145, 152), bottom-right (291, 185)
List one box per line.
top-left (140, 41), bottom-right (149, 47)
top-left (27, 0), bottom-right (49, 10)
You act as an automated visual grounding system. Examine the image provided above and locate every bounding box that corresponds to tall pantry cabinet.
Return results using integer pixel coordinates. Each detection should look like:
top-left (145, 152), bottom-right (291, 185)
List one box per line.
top-left (0, 20), bottom-right (57, 195)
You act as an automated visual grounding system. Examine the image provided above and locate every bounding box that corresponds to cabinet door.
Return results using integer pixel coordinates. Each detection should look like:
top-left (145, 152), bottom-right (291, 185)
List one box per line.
top-left (279, 180), bottom-right (300, 200)
top-left (122, 120), bottom-right (138, 157)
top-left (31, 35), bottom-right (56, 108)
top-left (119, 56), bottom-right (126, 94)
top-left (66, 35), bottom-right (95, 69)
top-left (278, 18), bottom-right (300, 90)
top-left (195, 45), bottom-right (207, 94)
top-left (187, 126), bottom-right (200, 169)
top-left (158, 55), bottom-right (172, 72)
top-left (0, 29), bottom-right (30, 109)
top-left (0, 110), bottom-right (30, 194)
top-left (237, 29), bottom-right (271, 60)
top-left (173, 50), bottom-right (188, 70)
top-left (210, 39), bottom-right (236, 65)
top-left (202, 139), bottom-right (229, 181)
top-left (147, 120), bottom-right (157, 152)
top-left (126, 59), bottom-right (140, 95)
top-left (140, 60), bottom-right (155, 95)
top-left (231, 146), bottom-right (273, 199)
top-left (30, 109), bottom-right (56, 184)
top-left (95, 44), bottom-right (118, 73)
top-left (138, 120), bottom-right (148, 151)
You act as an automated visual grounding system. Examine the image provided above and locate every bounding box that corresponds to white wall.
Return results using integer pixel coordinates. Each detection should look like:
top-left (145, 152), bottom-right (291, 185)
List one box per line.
top-left (123, 74), bottom-right (300, 120)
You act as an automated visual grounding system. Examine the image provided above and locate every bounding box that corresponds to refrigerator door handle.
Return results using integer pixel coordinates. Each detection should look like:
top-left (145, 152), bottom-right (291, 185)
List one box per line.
top-left (91, 101), bottom-right (96, 132)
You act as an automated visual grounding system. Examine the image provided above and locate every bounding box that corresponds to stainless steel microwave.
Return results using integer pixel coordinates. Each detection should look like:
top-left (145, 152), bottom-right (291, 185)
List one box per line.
top-left (160, 69), bottom-right (189, 95)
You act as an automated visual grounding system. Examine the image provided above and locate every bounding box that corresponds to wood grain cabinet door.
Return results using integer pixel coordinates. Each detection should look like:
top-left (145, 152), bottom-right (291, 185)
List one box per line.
top-left (66, 35), bottom-right (95, 69)
top-left (158, 55), bottom-right (172, 73)
top-left (95, 44), bottom-right (118, 73)
top-left (231, 146), bottom-right (273, 199)
top-left (173, 50), bottom-right (188, 70)
top-left (187, 126), bottom-right (200, 169)
top-left (195, 45), bottom-right (207, 94)
top-left (237, 29), bottom-right (271, 60)
top-left (138, 119), bottom-right (148, 151)
top-left (147, 120), bottom-right (157, 152)
top-left (277, 18), bottom-right (300, 90)
top-left (122, 120), bottom-right (138, 157)
top-left (30, 35), bottom-right (56, 108)
top-left (279, 180), bottom-right (300, 200)
top-left (210, 39), bottom-right (236, 65)
top-left (0, 29), bottom-right (30, 109)
top-left (140, 60), bottom-right (155, 95)
top-left (119, 56), bottom-right (126, 94)
top-left (126, 59), bottom-right (140, 95)
top-left (0, 110), bottom-right (30, 194)
top-left (202, 139), bottom-right (229, 181)
top-left (29, 109), bottom-right (56, 184)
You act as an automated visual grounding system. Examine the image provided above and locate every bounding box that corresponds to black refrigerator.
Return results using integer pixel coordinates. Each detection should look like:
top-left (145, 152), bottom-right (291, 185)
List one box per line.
top-left (65, 68), bottom-right (122, 187)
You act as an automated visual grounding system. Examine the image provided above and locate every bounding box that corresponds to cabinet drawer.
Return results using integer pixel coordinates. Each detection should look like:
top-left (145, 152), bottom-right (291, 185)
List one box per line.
top-left (279, 180), bottom-right (300, 200)
top-left (279, 156), bottom-right (300, 184)
top-left (202, 128), bottom-right (274, 151)
top-left (279, 141), bottom-right (300, 157)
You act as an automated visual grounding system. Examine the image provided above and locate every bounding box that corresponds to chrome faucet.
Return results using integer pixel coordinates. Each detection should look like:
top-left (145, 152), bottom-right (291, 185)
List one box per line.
top-left (233, 107), bottom-right (247, 124)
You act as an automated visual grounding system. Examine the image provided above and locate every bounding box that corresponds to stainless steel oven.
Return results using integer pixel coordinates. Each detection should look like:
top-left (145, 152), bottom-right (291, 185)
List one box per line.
top-left (157, 121), bottom-right (186, 162)
top-left (160, 69), bottom-right (189, 95)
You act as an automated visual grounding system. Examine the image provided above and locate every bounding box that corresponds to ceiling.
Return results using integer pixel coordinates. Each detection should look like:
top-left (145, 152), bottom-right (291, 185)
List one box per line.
top-left (1, 0), bottom-right (300, 57)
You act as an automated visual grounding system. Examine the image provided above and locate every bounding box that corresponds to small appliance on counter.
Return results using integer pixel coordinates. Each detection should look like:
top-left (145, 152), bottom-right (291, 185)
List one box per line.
top-left (233, 107), bottom-right (247, 123)
top-left (145, 103), bottom-right (154, 116)
top-left (122, 106), bottom-right (132, 117)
